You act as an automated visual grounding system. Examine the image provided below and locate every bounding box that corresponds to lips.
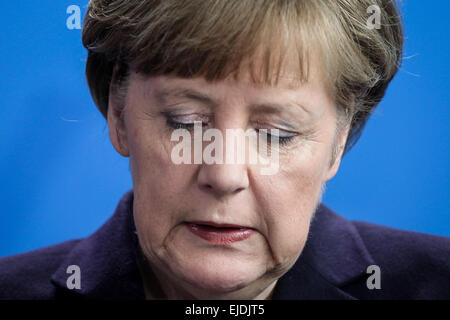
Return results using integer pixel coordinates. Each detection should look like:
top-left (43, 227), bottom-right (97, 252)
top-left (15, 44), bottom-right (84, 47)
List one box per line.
top-left (185, 221), bottom-right (254, 245)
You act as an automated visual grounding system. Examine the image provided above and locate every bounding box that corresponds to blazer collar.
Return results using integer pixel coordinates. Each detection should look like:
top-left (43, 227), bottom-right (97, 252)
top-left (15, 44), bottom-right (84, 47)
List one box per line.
top-left (51, 190), bottom-right (145, 299)
top-left (51, 191), bottom-right (374, 300)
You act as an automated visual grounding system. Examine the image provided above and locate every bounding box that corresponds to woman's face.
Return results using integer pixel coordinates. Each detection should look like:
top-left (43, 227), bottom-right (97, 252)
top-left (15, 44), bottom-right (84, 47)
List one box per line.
top-left (108, 60), bottom-right (348, 299)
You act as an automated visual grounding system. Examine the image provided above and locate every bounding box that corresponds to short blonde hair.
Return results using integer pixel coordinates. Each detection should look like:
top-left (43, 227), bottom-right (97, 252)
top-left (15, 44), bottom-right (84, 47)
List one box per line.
top-left (82, 0), bottom-right (403, 155)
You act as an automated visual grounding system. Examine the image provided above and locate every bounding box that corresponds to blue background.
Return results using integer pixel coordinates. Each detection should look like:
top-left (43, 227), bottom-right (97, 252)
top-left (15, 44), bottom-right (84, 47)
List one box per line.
top-left (0, 1), bottom-right (449, 257)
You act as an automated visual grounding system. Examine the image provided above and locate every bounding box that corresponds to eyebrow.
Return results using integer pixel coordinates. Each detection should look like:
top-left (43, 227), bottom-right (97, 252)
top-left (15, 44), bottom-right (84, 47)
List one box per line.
top-left (154, 87), bottom-right (310, 116)
top-left (248, 101), bottom-right (311, 117)
top-left (154, 87), bottom-right (218, 108)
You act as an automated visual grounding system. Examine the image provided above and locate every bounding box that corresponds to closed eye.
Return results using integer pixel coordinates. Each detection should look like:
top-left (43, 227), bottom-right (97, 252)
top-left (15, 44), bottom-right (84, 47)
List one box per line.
top-left (164, 112), bottom-right (209, 130)
top-left (257, 128), bottom-right (297, 146)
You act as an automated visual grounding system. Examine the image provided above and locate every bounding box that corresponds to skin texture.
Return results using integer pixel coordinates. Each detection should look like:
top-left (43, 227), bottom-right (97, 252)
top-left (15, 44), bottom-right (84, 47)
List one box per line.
top-left (107, 58), bottom-right (349, 299)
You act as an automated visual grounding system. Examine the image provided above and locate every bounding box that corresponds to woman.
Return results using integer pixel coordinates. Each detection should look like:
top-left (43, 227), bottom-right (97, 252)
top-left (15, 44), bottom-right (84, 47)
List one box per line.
top-left (1, 0), bottom-right (449, 300)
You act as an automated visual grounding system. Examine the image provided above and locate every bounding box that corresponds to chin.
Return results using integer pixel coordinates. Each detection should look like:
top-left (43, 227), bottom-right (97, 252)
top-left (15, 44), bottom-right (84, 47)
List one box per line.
top-left (175, 256), bottom-right (263, 295)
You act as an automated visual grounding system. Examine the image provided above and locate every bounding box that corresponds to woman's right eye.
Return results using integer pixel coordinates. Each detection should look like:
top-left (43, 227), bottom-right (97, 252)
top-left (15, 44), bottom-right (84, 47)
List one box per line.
top-left (164, 112), bottom-right (209, 130)
top-left (166, 118), bottom-right (199, 130)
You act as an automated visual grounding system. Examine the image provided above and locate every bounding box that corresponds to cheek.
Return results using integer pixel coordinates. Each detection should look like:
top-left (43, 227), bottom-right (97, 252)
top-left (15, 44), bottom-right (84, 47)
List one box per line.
top-left (127, 116), bottom-right (190, 196)
top-left (127, 122), bottom-right (196, 248)
top-left (254, 144), bottom-right (329, 266)
top-left (257, 176), bottom-right (317, 267)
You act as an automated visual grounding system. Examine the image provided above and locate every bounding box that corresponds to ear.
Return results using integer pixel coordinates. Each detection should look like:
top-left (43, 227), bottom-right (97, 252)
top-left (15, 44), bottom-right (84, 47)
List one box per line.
top-left (107, 96), bottom-right (130, 157)
top-left (324, 125), bottom-right (349, 182)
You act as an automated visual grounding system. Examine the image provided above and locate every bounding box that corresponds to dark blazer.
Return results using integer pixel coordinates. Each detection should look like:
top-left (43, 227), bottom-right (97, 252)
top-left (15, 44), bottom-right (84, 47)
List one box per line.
top-left (1, 190), bottom-right (449, 300)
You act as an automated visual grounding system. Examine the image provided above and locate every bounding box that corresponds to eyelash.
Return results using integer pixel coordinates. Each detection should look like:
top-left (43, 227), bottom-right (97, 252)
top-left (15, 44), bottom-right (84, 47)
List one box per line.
top-left (165, 117), bottom-right (297, 146)
top-left (166, 118), bottom-right (199, 130)
top-left (262, 131), bottom-right (296, 146)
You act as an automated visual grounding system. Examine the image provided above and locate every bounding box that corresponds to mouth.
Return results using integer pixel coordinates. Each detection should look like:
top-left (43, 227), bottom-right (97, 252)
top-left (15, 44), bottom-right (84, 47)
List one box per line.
top-left (184, 221), bottom-right (255, 245)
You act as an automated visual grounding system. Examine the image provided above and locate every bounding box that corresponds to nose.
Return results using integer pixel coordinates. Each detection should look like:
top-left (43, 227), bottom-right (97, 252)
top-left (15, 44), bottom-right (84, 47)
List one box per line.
top-left (197, 162), bottom-right (249, 197)
top-left (196, 113), bottom-right (251, 197)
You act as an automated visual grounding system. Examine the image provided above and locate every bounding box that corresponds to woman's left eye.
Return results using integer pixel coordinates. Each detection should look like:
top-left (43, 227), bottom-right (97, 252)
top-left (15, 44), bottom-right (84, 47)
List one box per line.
top-left (257, 129), bottom-right (297, 146)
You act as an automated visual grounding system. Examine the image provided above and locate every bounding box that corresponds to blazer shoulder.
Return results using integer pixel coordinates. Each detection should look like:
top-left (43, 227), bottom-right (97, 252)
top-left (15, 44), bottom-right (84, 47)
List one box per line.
top-left (349, 221), bottom-right (450, 299)
top-left (352, 220), bottom-right (450, 259)
top-left (0, 239), bottom-right (81, 299)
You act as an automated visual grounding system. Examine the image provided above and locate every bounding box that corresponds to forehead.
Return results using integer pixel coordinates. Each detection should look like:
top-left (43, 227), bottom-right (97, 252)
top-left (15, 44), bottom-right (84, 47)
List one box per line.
top-left (134, 50), bottom-right (333, 112)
